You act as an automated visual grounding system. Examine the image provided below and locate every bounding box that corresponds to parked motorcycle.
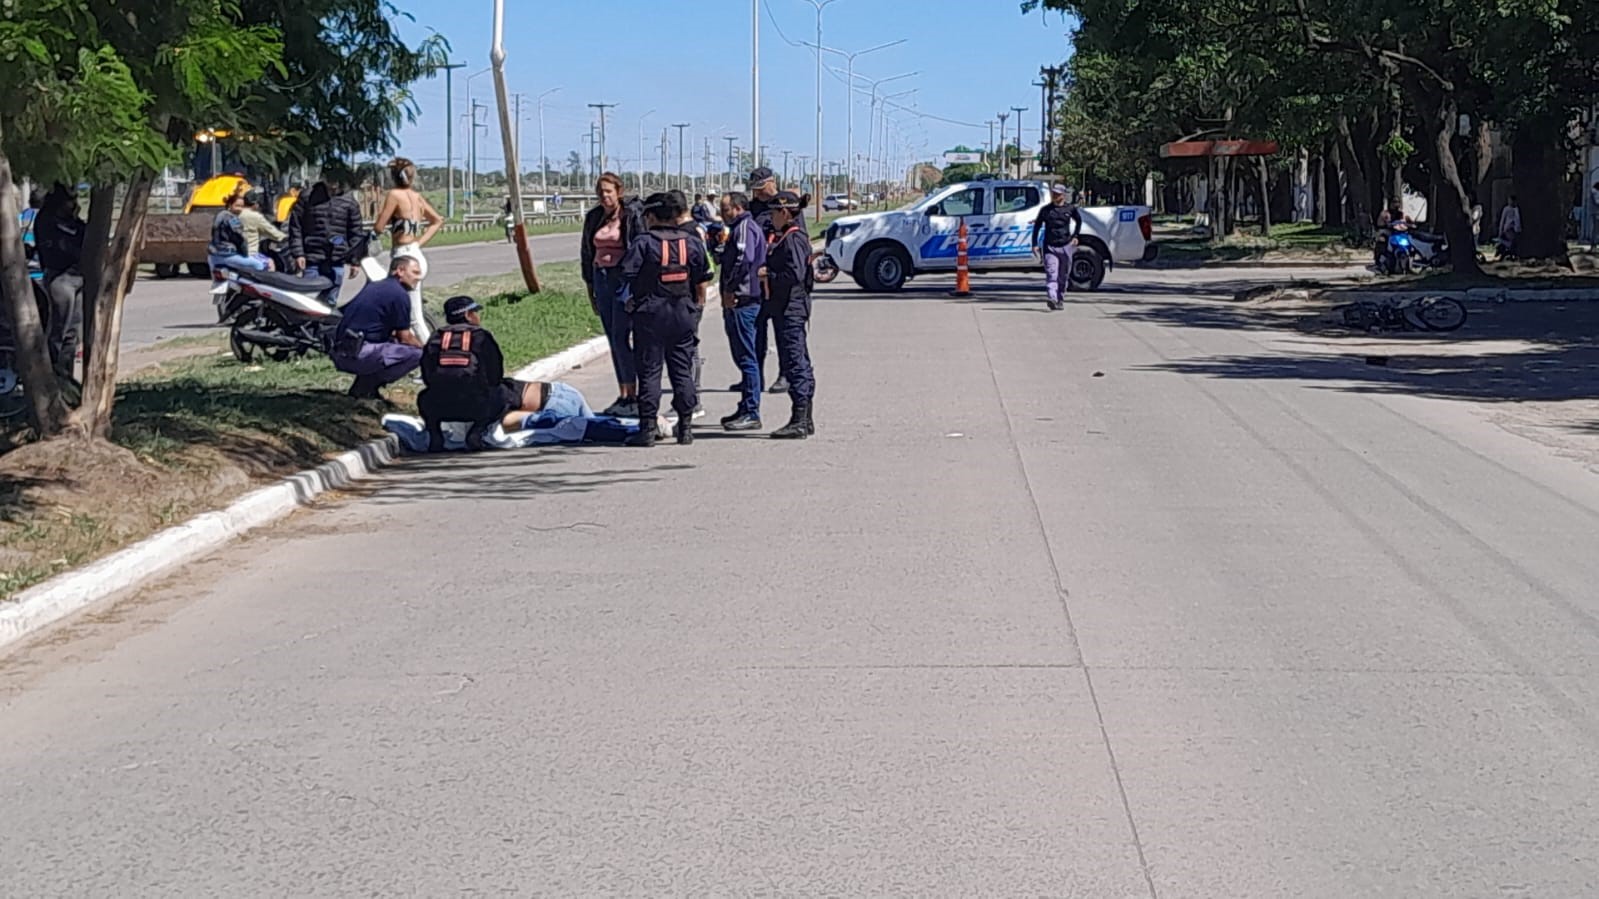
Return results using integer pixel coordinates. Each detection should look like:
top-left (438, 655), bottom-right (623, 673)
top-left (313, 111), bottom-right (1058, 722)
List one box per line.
top-left (212, 266), bottom-right (341, 363)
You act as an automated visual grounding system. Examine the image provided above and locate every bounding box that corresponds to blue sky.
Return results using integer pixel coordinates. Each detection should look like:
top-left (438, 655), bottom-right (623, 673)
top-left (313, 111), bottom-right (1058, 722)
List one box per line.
top-left (389, 0), bottom-right (1074, 178)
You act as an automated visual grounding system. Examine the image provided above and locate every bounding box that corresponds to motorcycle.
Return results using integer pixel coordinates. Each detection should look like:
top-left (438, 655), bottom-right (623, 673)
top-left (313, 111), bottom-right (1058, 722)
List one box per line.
top-left (810, 250), bottom-right (839, 284)
top-left (1377, 227), bottom-right (1448, 275)
top-left (212, 264), bottom-right (341, 363)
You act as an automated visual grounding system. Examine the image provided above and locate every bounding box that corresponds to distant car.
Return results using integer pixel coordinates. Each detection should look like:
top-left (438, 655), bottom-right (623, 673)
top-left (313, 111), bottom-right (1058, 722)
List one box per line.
top-left (820, 178), bottom-right (1157, 292)
top-left (821, 194), bottom-right (858, 211)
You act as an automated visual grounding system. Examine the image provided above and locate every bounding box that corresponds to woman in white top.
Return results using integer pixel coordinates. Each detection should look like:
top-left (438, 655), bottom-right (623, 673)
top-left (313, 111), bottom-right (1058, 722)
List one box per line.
top-left (374, 157), bottom-right (443, 340)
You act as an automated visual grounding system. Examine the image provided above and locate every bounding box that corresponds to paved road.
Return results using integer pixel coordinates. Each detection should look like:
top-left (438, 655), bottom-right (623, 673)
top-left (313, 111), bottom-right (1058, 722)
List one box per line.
top-left (120, 232), bottom-right (582, 349)
top-left (6, 265), bottom-right (1599, 896)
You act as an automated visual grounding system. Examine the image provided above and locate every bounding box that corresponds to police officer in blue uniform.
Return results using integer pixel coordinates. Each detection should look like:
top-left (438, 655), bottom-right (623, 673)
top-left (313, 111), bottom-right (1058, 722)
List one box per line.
top-left (622, 192), bottom-right (714, 447)
top-left (744, 166), bottom-right (805, 396)
top-left (761, 191), bottom-right (816, 439)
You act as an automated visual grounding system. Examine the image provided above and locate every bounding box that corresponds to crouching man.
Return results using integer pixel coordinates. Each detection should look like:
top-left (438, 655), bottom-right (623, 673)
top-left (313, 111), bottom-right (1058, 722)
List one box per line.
top-left (332, 255), bottom-right (425, 398)
top-left (420, 295), bottom-right (644, 450)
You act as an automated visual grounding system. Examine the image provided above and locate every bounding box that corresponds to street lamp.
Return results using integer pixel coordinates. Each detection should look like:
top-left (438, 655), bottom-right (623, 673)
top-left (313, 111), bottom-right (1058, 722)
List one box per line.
top-left (804, 38), bottom-right (905, 205)
top-left (837, 69), bottom-right (916, 200)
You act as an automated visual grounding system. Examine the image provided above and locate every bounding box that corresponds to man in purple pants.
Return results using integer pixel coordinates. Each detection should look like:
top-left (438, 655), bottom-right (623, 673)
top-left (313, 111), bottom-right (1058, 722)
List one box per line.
top-left (331, 255), bottom-right (424, 398)
top-left (1031, 183), bottom-right (1083, 311)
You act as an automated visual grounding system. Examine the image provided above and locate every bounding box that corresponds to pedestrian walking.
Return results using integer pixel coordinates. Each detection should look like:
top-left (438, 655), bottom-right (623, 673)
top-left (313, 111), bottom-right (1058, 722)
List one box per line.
top-left (717, 191), bottom-right (767, 431)
top-left (581, 172), bottom-right (647, 417)
top-left (374, 157), bottom-right (444, 342)
top-left (622, 192), bottom-right (713, 447)
top-left (1032, 183), bottom-right (1082, 311)
top-left (762, 191), bottom-right (816, 440)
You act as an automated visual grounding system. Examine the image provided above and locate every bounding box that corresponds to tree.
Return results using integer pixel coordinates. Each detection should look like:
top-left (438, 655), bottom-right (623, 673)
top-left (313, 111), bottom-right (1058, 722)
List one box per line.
top-left (0, 0), bottom-right (440, 441)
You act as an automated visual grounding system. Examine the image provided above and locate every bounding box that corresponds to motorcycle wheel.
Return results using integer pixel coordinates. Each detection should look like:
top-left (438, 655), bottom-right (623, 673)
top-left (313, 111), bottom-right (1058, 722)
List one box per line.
top-left (1394, 252), bottom-right (1413, 275)
top-left (230, 304), bottom-right (298, 364)
top-left (1403, 296), bottom-right (1467, 332)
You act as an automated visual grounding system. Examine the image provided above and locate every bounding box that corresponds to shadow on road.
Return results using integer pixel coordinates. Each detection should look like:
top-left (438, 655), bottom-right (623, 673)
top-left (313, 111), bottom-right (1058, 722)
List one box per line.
top-left (1126, 299), bottom-right (1599, 405)
top-left (356, 451), bottom-right (687, 504)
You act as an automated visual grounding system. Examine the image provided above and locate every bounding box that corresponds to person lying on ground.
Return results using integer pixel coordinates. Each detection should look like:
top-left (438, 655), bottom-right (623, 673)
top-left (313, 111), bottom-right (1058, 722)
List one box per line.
top-left (331, 255), bottom-right (424, 399)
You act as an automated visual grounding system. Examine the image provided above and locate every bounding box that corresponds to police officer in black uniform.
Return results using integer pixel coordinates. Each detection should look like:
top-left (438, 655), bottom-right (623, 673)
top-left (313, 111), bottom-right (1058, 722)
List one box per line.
top-left (622, 193), bottom-right (714, 447)
top-left (762, 191), bottom-right (816, 439)
top-left (744, 166), bottom-right (805, 396)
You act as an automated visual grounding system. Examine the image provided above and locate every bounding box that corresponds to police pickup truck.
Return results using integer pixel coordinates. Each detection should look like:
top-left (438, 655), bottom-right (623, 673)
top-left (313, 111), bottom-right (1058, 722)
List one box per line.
top-left (820, 178), bottom-right (1157, 292)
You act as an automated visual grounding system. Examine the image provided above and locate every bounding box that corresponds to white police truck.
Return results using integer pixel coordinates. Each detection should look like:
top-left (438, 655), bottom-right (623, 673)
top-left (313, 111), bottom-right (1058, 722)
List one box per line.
top-left (820, 178), bottom-right (1157, 293)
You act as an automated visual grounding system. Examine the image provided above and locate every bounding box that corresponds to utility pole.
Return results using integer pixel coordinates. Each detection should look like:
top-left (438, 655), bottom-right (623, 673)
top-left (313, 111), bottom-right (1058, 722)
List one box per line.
top-left (1040, 64), bottom-right (1064, 176)
top-left (586, 124), bottom-right (596, 183)
top-left (537, 87), bottom-right (559, 198)
top-left (725, 136), bottom-right (738, 190)
top-left (470, 100), bottom-right (487, 214)
top-left (797, 154), bottom-right (811, 189)
top-left (439, 61), bottom-right (465, 218)
top-left (637, 109), bottom-right (656, 194)
top-left (1032, 78), bottom-right (1049, 172)
top-left (996, 111), bottom-right (1010, 177)
top-left (1010, 106), bottom-right (1028, 178)
top-left (782, 149), bottom-right (792, 186)
top-left (672, 123), bottom-right (689, 191)
top-left (660, 128), bottom-right (668, 187)
top-left (704, 137), bottom-right (713, 193)
top-left (588, 102), bottom-right (615, 173)
top-left (805, 38), bottom-right (905, 204)
top-left (985, 119), bottom-right (996, 173)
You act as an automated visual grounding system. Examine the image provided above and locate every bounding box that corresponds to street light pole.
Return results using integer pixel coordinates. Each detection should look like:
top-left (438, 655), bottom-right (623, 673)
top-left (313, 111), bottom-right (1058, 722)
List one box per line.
top-left (1010, 106), bottom-right (1027, 177)
top-left (637, 109), bottom-right (656, 194)
top-left (724, 135), bottom-right (738, 191)
top-left (996, 111), bottom-right (1010, 176)
top-left (752, 0), bottom-right (761, 169)
top-left (798, 0), bottom-right (840, 206)
top-left (537, 87), bottom-right (559, 198)
top-left (673, 123), bottom-right (689, 191)
top-left (470, 100), bottom-right (486, 215)
top-left (804, 38), bottom-right (905, 205)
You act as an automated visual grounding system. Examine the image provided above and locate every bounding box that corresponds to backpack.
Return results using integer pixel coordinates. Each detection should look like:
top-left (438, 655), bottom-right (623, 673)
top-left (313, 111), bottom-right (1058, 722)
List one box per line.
top-left (651, 228), bottom-right (693, 299)
top-left (422, 324), bottom-right (493, 397)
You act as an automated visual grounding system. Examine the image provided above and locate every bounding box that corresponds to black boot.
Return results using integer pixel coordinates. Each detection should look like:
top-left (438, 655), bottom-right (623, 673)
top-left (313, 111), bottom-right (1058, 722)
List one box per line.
top-left (675, 416), bottom-right (693, 445)
top-left (771, 401), bottom-right (811, 439)
top-left (768, 374), bottom-right (789, 394)
top-left (626, 418), bottom-right (657, 447)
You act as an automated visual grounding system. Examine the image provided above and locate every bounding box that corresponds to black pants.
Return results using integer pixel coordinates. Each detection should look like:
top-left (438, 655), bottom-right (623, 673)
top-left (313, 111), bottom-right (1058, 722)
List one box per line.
top-left (632, 300), bottom-right (700, 422)
top-left (774, 311), bottom-right (815, 402)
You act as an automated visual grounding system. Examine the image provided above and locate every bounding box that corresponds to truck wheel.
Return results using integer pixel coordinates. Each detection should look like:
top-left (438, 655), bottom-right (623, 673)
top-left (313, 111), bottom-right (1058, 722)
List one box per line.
top-left (186, 262), bottom-right (209, 278)
top-left (1069, 246), bottom-right (1106, 291)
top-left (860, 245), bottom-right (909, 292)
top-left (153, 263), bottom-right (180, 279)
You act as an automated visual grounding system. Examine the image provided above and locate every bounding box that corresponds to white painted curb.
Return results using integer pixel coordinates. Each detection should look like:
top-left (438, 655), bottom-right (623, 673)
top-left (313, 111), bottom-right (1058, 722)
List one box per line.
top-left (0, 333), bottom-right (610, 653)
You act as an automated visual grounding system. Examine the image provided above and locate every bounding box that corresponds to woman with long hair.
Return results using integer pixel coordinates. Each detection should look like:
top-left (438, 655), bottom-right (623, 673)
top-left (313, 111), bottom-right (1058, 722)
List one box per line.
top-left (580, 172), bottom-right (645, 417)
top-left (374, 157), bottom-right (443, 340)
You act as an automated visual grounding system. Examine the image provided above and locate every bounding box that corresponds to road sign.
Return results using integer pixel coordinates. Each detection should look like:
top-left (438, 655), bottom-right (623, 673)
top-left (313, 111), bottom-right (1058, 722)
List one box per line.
top-left (943, 152), bottom-right (982, 164)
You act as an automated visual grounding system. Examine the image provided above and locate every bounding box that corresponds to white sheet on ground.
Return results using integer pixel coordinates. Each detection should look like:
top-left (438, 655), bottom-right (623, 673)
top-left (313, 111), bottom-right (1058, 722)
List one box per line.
top-left (382, 413), bottom-right (627, 452)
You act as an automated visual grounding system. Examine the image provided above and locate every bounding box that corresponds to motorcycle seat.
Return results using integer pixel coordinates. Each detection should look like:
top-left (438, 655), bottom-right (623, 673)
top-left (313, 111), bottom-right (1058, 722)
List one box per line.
top-left (241, 269), bottom-right (335, 293)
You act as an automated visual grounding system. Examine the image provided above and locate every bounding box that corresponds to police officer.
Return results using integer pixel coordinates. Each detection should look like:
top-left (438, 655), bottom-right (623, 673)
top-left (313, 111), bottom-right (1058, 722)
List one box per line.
top-left (761, 191), bottom-right (816, 439)
top-left (744, 166), bottom-right (804, 395)
top-left (622, 192), bottom-right (714, 447)
top-left (33, 185), bottom-right (85, 380)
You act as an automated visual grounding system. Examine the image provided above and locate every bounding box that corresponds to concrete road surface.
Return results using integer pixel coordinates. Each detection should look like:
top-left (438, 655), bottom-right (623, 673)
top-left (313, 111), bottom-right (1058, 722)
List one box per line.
top-left (119, 231), bottom-right (581, 350)
top-left (6, 266), bottom-right (1599, 896)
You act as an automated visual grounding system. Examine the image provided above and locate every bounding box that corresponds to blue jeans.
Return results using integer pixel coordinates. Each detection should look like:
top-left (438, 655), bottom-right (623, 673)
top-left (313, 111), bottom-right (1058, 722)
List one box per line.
top-left (306, 258), bottom-right (346, 302)
top-left (723, 304), bottom-right (761, 416)
top-left (592, 266), bottom-right (636, 388)
top-left (523, 381), bottom-right (592, 428)
top-left (208, 253), bottom-right (267, 272)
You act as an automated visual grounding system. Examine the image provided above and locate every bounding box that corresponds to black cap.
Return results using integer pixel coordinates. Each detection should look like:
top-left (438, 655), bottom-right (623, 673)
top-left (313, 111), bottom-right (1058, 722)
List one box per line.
top-left (443, 295), bottom-right (483, 323)
top-left (748, 166), bottom-right (775, 185)
top-left (243, 189), bottom-right (264, 207)
top-left (771, 190), bottom-right (808, 211)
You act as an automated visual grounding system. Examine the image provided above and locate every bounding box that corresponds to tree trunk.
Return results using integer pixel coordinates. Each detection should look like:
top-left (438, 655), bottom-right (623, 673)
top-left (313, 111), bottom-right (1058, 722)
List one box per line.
top-left (1257, 157), bottom-right (1273, 235)
top-left (78, 184), bottom-right (118, 379)
top-left (1472, 118), bottom-right (1494, 203)
top-left (0, 140), bottom-right (69, 435)
top-left (1511, 124), bottom-right (1568, 261)
top-left (1402, 82), bottom-right (1481, 275)
top-left (1336, 115), bottom-right (1372, 238)
top-left (1385, 88), bottom-right (1406, 206)
top-left (69, 174), bottom-right (154, 440)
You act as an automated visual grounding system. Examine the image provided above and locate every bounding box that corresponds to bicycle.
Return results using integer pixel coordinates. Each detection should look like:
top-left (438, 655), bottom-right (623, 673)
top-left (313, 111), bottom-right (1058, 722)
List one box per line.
top-left (1334, 295), bottom-right (1467, 333)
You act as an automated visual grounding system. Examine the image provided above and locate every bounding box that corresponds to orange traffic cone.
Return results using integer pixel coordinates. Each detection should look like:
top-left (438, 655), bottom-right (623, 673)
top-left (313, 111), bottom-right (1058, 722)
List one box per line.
top-left (949, 218), bottom-right (971, 297)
